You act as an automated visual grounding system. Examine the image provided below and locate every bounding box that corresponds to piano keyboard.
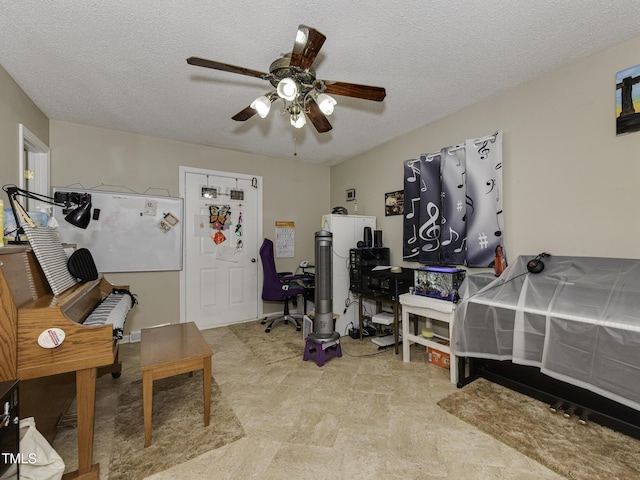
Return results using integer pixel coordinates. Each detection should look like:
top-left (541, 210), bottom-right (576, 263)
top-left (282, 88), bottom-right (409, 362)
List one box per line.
top-left (84, 290), bottom-right (136, 339)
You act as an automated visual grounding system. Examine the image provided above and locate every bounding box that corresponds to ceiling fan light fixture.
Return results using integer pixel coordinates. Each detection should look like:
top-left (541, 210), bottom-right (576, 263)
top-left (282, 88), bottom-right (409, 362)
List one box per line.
top-left (187, 25), bottom-right (386, 134)
top-left (316, 93), bottom-right (337, 115)
top-left (250, 95), bottom-right (272, 118)
top-left (290, 112), bottom-right (306, 129)
top-left (277, 77), bottom-right (298, 101)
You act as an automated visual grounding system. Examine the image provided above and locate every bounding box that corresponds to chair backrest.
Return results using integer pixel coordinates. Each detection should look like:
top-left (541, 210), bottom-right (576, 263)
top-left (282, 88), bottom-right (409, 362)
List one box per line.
top-left (259, 238), bottom-right (286, 301)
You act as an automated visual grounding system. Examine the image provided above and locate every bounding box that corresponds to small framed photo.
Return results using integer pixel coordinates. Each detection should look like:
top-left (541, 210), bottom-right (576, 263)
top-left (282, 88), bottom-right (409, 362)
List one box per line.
top-left (385, 190), bottom-right (404, 216)
top-left (346, 188), bottom-right (356, 202)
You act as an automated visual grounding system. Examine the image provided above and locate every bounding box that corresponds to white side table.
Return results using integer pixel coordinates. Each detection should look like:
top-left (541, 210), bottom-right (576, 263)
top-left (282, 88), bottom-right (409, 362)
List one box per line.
top-left (400, 293), bottom-right (457, 384)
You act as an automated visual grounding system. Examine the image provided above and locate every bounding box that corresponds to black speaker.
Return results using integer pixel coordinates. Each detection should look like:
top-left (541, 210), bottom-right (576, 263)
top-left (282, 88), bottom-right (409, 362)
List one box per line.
top-left (373, 230), bottom-right (383, 248)
top-left (363, 227), bottom-right (372, 247)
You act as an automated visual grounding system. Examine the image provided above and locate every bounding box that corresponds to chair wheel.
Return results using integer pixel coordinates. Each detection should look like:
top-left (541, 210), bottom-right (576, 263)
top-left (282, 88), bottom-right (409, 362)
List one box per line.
top-left (296, 326), bottom-right (301, 331)
top-left (112, 372), bottom-right (121, 379)
top-left (265, 327), bottom-right (271, 333)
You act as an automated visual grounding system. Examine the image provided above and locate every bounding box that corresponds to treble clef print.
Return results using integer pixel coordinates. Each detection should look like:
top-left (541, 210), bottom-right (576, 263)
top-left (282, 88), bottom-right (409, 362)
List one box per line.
top-left (477, 140), bottom-right (490, 160)
top-left (419, 201), bottom-right (440, 252)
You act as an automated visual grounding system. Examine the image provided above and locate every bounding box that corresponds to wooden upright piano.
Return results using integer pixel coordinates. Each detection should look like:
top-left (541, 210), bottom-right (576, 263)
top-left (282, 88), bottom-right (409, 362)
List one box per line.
top-left (0, 245), bottom-right (133, 480)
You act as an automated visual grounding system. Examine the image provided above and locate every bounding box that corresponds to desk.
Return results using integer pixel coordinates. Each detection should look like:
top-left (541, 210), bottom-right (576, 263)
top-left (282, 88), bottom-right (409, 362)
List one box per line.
top-left (399, 294), bottom-right (457, 384)
top-left (140, 322), bottom-right (213, 447)
top-left (357, 293), bottom-right (401, 354)
top-left (293, 275), bottom-right (315, 315)
top-left (353, 268), bottom-right (413, 354)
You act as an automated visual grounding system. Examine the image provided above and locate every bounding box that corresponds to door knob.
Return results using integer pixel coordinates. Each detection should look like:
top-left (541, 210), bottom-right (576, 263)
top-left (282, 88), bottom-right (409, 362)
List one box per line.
top-left (251, 258), bottom-right (256, 263)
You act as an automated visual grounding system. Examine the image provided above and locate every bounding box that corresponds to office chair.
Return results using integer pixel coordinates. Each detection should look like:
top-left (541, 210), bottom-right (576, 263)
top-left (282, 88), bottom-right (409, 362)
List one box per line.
top-left (259, 238), bottom-right (305, 333)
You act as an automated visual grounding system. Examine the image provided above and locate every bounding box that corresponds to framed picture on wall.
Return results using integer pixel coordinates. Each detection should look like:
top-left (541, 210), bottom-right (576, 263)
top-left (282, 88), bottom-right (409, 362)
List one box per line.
top-left (616, 63), bottom-right (640, 135)
top-left (346, 188), bottom-right (356, 202)
top-left (385, 190), bottom-right (404, 216)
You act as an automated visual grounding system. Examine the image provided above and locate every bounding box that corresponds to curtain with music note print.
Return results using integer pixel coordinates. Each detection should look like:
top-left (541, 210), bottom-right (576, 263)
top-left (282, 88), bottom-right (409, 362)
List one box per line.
top-left (402, 159), bottom-right (422, 260)
top-left (402, 131), bottom-right (504, 267)
top-left (440, 145), bottom-right (467, 264)
top-left (417, 153), bottom-right (442, 264)
top-left (465, 132), bottom-right (504, 267)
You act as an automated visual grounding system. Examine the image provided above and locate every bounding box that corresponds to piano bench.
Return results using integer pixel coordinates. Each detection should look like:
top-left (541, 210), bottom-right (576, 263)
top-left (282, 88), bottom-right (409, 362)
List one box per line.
top-left (139, 322), bottom-right (213, 447)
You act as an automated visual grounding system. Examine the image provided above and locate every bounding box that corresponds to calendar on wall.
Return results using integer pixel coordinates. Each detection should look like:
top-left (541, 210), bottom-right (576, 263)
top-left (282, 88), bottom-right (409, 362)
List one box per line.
top-left (275, 221), bottom-right (295, 258)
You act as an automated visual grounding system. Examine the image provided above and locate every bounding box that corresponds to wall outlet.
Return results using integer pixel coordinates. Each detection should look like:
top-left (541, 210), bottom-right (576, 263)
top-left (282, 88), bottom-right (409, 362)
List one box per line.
top-left (129, 330), bottom-right (141, 342)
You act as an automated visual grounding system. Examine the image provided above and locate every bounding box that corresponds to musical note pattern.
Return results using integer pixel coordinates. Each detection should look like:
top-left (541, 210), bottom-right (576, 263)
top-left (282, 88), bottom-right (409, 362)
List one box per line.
top-left (402, 132), bottom-right (505, 267)
top-left (440, 146), bottom-right (467, 264)
top-left (465, 131), bottom-right (504, 267)
top-left (402, 159), bottom-right (421, 259)
top-left (418, 154), bottom-right (442, 264)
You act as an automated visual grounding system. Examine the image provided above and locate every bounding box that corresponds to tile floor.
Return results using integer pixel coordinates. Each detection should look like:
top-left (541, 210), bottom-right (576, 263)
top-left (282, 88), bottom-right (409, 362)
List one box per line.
top-left (53, 324), bottom-right (564, 479)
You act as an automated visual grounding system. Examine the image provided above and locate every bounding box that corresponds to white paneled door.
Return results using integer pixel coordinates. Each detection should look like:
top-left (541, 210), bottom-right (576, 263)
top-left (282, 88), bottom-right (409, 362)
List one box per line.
top-left (182, 168), bottom-right (262, 329)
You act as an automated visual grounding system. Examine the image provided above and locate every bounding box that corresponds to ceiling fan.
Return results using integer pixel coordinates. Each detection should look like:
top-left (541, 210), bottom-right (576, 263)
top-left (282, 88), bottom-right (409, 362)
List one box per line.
top-left (186, 25), bottom-right (386, 133)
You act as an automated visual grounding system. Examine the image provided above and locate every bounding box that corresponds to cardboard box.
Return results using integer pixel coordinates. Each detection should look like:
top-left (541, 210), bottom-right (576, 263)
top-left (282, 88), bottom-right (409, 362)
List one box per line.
top-left (427, 346), bottom-right (450, 369)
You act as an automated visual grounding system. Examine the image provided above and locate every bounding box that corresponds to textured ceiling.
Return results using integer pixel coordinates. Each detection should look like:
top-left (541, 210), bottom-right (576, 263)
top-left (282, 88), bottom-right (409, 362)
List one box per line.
top-left (1, 1), bottom-right (639, 165)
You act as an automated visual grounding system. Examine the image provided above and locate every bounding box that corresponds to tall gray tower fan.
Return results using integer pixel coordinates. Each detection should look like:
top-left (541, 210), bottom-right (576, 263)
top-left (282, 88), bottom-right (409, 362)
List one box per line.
top-left (308, 230), bottom-right (340, 343)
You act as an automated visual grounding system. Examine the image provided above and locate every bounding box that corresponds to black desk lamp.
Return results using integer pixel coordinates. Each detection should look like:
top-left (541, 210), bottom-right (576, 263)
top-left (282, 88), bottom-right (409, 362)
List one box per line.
top-left (2, 184), bottom-right (92, 243)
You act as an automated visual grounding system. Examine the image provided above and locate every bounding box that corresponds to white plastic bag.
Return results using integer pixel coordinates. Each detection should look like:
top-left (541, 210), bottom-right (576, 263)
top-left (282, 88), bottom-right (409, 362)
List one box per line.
top-left (15, 417), bottom-right (64, 480)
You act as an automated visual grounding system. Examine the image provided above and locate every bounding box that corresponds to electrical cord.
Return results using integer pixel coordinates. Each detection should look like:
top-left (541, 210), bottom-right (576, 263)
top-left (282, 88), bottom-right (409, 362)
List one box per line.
top-left (343, 321), bottom-right (355, 336)
top-left (343, 296), bottom-right (358, 314)
top-left (459, 270), bottom-right (529, 303)
top-left (339, 344), bottom-right (393, 357)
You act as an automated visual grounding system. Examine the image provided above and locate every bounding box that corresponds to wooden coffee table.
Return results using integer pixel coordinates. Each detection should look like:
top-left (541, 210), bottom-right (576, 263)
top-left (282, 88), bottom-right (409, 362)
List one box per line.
top-left (140, 322), bottom-right (213, 447)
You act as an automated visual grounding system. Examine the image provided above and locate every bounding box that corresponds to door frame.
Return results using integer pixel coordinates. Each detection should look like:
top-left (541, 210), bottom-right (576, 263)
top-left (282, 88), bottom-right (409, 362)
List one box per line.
top-left (18, 124), bottom-right (50, 210)
top-left (179, 166), bottom-right (264, 325)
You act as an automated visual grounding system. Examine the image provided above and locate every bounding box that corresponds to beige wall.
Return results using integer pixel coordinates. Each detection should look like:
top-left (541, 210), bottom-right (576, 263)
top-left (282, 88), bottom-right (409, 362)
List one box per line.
top-left (4, 33), bottom-right (640, 333)
top-left (50, 120), bottom-right (330, 332)
top-left (331, 35), bottom-right (640, 266)
top-left (0, 64), bottom-right (49, 203)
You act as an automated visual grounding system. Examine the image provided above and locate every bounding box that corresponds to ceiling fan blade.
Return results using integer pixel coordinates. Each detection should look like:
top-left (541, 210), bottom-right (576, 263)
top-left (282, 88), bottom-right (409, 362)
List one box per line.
top-left (187, 57), bottom-right (267, 79)
top-left (323, 81), bottom-right (387, 102)
top-left (232, 105), bottom-right (258, 122)
top-left (306, 98), bottom-right (333, 133)
top-left (290, 25), bottom-right (326, 70)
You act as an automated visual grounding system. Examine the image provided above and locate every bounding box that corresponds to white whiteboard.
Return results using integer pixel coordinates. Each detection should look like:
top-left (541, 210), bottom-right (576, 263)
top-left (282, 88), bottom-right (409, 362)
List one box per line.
top-left (52, 188), bottom-right (183, 273)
